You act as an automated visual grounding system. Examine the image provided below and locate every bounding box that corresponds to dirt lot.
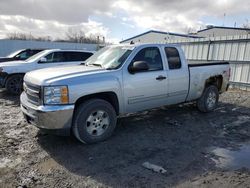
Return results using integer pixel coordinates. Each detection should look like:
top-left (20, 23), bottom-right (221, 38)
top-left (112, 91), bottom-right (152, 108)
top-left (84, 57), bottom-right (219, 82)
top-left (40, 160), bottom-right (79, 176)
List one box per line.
top-left (1, 89), bottom-right (250, 188)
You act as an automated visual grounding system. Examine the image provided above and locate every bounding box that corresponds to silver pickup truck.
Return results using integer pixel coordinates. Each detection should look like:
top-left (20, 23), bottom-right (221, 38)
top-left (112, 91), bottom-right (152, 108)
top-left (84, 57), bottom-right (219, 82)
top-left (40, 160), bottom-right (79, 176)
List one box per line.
top-left (20, 44), bottom-right (230, 144)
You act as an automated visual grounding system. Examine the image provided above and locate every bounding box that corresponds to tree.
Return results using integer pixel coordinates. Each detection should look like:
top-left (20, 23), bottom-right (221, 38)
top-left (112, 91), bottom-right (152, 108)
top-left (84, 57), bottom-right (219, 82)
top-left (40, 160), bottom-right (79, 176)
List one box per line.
top-left (6, 32), bottom-right (51, 41)
top-left (65, 28), bottom-right (105, 44)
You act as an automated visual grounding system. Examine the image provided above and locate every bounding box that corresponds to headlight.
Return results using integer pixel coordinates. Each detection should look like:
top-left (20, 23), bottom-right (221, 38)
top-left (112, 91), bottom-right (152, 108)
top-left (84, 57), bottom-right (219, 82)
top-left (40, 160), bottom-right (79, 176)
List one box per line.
top-left (43, 86), bottom-right (69, 105)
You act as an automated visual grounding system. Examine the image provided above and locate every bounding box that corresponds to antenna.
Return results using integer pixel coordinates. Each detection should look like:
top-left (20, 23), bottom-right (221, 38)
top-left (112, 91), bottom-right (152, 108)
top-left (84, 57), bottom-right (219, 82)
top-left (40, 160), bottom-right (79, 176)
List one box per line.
top-left (222, 13), bottom-right (226, 26)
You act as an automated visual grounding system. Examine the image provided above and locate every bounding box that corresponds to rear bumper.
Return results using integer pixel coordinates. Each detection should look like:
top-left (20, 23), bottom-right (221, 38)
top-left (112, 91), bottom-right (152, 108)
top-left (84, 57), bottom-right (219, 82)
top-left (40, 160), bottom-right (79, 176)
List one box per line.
top-left (20, 92), bottom-right (75, 136)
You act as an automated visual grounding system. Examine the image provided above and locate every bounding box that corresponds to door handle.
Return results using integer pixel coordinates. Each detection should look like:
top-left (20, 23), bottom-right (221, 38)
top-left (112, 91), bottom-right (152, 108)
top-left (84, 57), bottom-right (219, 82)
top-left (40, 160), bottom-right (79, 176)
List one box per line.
top-left (156, 75), bottom-right (167, 81)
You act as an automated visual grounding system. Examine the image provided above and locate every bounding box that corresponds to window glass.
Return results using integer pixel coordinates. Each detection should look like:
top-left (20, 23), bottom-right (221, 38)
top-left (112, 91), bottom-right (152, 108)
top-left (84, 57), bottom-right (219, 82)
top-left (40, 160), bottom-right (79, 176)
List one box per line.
top-left (64, 52), bottom-right (93, 62)
top-left (14, 50), bottom-right (43, 60)
top-left (80, 52), bottom-right (93, 60)
top-left (85, 46), bottom-right (132, 69)
top-left (132, 47), bottom-right (163, 71)
top-left (16, 51), bottom-right (28, 60)
top-left (44, 52), bottom-right (66, 63)
top-left (165, 47), bottom-right (181, 69)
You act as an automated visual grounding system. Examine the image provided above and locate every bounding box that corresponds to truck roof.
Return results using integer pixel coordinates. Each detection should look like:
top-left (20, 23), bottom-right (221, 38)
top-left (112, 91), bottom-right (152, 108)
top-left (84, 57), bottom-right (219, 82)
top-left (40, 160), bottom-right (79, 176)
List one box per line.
top-left (41, 49), bottom-right (95, 54)
top-left (113, 43), bottom-right (181, 49)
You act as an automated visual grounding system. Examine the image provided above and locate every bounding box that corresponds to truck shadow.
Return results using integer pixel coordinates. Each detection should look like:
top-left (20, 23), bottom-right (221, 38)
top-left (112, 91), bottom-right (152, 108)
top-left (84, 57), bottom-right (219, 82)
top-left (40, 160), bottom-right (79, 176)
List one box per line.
top-left (37, 101), bottom-right (250, 187)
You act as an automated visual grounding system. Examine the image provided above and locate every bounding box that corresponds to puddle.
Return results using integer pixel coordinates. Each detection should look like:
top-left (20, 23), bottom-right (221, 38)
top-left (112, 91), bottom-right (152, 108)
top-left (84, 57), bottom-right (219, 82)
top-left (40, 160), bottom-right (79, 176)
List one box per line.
top-left (211, 143), bottom-right (250, 170)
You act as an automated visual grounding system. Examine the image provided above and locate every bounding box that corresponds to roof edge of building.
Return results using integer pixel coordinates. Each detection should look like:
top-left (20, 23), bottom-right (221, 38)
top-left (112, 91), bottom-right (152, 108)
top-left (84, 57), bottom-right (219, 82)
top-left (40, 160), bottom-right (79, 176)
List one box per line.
top-left (120, 30), bottom-right (202, 43)
top-left (197, 26), bottom-right (250, 33)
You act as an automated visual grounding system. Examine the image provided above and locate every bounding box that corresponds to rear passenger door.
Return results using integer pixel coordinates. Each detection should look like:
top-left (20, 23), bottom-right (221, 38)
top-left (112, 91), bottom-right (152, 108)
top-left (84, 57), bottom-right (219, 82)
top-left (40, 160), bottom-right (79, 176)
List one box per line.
top-left (165, 47), bottom-right (189, 104)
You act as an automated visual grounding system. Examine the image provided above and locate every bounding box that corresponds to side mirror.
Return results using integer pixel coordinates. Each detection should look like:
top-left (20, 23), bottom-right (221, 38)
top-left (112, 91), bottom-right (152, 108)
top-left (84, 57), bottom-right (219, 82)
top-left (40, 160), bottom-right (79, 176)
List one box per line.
top-left (38, 57), bottom-right (47, 63)
top-left (128, 61), bottom-right (149, 74)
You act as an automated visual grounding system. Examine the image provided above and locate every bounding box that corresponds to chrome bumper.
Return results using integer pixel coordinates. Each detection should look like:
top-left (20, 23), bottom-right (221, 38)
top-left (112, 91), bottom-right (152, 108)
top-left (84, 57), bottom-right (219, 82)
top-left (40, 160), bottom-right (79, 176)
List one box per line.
top-left (20, 92), bottom-right (75, 133)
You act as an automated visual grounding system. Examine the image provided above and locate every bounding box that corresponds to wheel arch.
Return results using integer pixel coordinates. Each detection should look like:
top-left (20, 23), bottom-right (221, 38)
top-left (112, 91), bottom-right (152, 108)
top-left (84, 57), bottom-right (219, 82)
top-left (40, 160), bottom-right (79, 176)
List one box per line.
top-left (74, 91), bottom-right (120, 115)
top-left (204, 75), bottom-right (223, 92)
top-left (4, 73), bottom-right (25, 87)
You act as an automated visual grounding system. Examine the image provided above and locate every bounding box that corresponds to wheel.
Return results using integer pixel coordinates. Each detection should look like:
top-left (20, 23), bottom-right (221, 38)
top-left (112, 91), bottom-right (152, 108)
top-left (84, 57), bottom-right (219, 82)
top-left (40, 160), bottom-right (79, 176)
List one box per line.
top-left (197, 85), bottom-right (219, 112)
top-left (5, 74), bottom-right (24, 95)
top-left (73, 99), bottom-right (117, 144)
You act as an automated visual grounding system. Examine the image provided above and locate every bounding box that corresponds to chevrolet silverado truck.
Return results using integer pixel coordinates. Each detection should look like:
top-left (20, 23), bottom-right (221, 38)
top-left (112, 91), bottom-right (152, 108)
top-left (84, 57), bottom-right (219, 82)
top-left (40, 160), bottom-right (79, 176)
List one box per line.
top-left (0, 49), bottom-right (94, 94)
top-left (20, 44), bottom-right (230, 144)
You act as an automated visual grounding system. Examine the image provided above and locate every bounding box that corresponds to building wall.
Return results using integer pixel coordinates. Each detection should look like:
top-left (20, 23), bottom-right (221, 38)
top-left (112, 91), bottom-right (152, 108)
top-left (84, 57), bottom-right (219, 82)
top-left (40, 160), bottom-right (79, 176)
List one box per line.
top-left (120, 32), bottom-right (195, 44)
top-left (176, 35), bottom-right (250, 90)
top-left (197, 28), bottom-right (250, 37)
top-left (0, 39), bottom-right (98, 57)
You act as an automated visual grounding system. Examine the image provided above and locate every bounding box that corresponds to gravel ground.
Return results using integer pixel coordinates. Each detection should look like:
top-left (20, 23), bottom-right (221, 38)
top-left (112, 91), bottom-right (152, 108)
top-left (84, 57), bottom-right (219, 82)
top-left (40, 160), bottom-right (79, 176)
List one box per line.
top-left (0, 89), bottom-right (250, 188)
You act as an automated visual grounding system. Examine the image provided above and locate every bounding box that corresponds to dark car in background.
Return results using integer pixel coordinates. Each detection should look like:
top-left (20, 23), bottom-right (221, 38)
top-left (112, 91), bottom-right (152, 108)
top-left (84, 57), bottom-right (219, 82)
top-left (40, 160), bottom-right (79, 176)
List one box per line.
top-left (0, 49), bottom-right (45, 63)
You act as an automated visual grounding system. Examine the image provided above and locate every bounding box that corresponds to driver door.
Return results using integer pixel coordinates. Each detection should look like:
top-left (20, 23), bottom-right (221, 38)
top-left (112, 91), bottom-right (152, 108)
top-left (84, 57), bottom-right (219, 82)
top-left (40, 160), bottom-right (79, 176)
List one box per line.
top-left (123, 46), bottom-right (168, 113)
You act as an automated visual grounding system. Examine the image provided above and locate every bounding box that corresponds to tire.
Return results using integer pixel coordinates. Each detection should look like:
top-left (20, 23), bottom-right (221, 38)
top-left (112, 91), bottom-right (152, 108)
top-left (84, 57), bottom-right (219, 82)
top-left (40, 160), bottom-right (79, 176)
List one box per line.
top-left (197, 85), bottom-right (219, 112)
top-left (73, 99), bottom-right (117, 144)
top-left (5, 74), bottom-right (24, 95)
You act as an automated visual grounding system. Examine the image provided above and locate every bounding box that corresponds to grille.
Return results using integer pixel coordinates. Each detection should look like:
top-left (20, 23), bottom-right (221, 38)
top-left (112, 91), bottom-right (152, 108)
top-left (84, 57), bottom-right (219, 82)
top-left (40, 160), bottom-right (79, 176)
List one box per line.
top-left (24, 82), bottom-right (41, 106)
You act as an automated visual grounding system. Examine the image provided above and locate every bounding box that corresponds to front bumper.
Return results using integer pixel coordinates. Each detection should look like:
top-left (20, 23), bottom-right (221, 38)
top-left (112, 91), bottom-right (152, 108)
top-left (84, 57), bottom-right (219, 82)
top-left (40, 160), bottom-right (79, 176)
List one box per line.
top-left (20, 92), bottom-right (75, 135)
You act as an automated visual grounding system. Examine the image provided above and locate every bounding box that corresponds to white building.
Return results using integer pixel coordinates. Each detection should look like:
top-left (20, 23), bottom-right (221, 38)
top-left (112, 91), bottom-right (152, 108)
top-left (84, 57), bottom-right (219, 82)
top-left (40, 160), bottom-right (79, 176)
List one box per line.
top-left (196, 26), bottom-right (250, 37)
top-left (120, 30), bottom-right (201, 44)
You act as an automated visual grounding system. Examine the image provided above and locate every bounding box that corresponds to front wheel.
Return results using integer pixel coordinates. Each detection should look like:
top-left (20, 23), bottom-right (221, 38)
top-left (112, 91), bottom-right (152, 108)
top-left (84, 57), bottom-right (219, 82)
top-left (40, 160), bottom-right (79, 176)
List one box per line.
top-left (197, 85), bottom-right (219, 112)
top-left (73, 99), bottom-right (117, 144)
top-left (5, 74), bottom-right (24, 95)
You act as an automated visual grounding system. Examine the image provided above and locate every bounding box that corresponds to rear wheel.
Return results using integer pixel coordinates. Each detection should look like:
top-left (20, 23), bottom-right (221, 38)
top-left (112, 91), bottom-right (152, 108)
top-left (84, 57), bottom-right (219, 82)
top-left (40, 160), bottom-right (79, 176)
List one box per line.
top-left (5, 74), bottom-right (24, 95)
top-left (197, 85), bottom-right (219, 112)
top-left (73, 99), bottom-right (117, 144)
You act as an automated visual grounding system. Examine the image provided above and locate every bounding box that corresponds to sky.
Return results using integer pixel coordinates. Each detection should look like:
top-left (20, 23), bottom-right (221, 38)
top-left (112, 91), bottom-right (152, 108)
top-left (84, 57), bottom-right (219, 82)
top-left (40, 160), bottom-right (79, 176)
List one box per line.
top-left (0, 0), bottom-right (249, 43)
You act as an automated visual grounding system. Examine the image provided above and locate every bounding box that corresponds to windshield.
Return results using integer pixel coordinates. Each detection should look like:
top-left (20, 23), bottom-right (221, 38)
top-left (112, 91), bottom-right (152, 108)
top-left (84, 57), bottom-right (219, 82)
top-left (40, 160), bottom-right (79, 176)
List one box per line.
top-left (26, 50), bottom-right (47, 62)
top-left (7, 50), bottom-right (23, 58)
top-left (85, 46), bottom-right (133, 69)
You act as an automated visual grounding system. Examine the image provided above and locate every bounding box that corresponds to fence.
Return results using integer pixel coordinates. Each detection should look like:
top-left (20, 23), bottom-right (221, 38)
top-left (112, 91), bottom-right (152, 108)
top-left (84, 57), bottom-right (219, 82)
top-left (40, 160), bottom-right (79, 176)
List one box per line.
top-left (0, 39), bottom-right (99, 57)
top-left (168, 35), bottom-right (250, 90)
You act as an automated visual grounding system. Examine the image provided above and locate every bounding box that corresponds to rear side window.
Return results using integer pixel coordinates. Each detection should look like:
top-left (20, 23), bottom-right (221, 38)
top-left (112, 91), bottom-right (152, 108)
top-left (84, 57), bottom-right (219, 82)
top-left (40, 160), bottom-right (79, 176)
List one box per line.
top-left (165, 47), bottom-right (181, 69)
top-left (132, 47), bottom-right (163, 71)
top-left (65, 52), bottom-right (93, 62)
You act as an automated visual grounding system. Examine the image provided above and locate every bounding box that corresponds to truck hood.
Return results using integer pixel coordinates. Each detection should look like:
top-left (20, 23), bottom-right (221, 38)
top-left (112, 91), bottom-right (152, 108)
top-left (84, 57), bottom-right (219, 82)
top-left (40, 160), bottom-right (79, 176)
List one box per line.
top-left (0, 57), bottom-right (15, 63)
top-left (24, 65), bottom-right (106, 85)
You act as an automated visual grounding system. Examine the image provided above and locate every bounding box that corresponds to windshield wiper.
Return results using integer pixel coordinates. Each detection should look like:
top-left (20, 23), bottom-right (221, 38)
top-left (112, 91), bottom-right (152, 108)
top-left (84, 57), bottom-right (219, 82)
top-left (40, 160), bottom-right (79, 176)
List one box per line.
top-left (90, 63), bottom-right (103, 68)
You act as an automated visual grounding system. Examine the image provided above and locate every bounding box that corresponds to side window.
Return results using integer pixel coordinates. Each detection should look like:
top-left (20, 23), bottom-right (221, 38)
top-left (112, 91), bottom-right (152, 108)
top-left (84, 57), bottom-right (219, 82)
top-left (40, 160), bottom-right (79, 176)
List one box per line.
top-left (44, 52), bottom-right (66, 63)
top-left (28, 50), bottom-right (41, 57)
top-left (165, 47), bottom-right (181, 69)
top-left (16, 51), bottom-right (28, 60)
top-left (80, 52), bottom-right (93, 61)
top-left (132, 47), bottom-right (163, 71)
top-left (64, 52), bottom-right (93, 62)
top-left (44, 53), bottom-right (53, 62)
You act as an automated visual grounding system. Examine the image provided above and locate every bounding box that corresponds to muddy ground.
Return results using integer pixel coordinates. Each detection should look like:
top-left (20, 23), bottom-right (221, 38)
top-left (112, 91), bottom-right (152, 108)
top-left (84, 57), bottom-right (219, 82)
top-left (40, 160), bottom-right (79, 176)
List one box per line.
top-left (0, 89), bottom-right (250, 188)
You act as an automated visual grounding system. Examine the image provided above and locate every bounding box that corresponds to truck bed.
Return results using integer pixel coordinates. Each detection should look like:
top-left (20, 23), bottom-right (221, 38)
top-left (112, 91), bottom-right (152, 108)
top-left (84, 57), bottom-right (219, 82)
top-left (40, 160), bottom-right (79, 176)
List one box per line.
top-left (187, 60), bottom-right (229, 67)
top-left (186, 60), bottom-right (230, 101)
